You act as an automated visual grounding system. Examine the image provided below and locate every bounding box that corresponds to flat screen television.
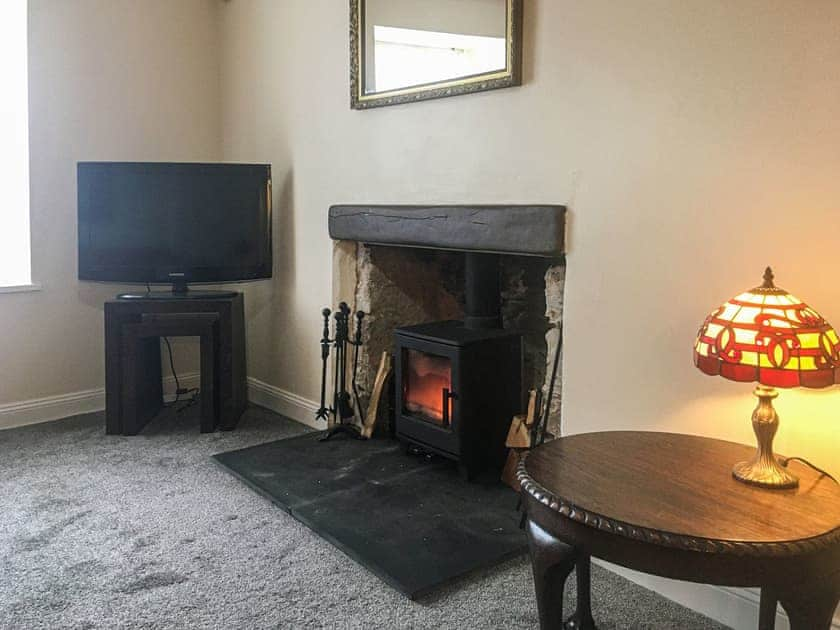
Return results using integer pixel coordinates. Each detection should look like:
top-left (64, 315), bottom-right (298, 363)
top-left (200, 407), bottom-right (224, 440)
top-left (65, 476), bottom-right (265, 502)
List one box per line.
top-left (78, 162), bottom-right (272, 296)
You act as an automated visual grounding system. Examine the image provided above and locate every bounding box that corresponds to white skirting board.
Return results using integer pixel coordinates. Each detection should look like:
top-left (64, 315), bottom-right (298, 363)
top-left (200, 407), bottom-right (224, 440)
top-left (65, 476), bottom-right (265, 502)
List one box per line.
top-left (596, 560), bottom-right (840, 630)
top-left (245, 377), bottom-right (324, 430)
top-left (0, 387), bottom-right (107, 430)
top-left (0, 375), bottom-right (322, 433)
top-left (1, 380), bottom-right (837, 628)
top-left (0, 372), bottom-right (201, 431)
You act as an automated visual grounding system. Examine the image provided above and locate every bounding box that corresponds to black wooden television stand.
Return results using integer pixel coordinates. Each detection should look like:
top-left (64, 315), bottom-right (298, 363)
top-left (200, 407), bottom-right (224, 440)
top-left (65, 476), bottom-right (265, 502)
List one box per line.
top-left (104, 293), bottom-right (246, 435)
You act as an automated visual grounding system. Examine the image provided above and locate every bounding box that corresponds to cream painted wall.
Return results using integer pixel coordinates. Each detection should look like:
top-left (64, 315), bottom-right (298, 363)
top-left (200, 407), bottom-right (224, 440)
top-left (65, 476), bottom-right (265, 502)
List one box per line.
top-left (0, 0), bottom-right (221, 406)
top-left (220, 0), bottom-right (840, 475)
top-left (219, 1), bottom-right (840, 625)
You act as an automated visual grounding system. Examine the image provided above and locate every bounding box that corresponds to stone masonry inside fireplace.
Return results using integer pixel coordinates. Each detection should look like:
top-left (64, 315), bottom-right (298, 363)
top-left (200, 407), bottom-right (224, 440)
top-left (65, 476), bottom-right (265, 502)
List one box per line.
top-left (329, 205), bottom-right (566, 468)
top-left (333, 243), bottom-right (565, 440)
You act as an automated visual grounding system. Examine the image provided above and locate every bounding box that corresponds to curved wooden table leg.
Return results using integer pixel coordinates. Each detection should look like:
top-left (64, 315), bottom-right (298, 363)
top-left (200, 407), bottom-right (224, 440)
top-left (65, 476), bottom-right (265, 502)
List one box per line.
top-left (777, 573), bottom-right (840, 630)
top-left (526, 518), bottom-right (577, 630)
top-left (566, 554), bottom-right (597, 629)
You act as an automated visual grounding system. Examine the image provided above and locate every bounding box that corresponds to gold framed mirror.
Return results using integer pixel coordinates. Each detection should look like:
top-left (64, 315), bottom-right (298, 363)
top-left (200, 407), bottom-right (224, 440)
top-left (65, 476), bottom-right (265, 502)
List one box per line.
top-left (350, 0), bottom-right (523, 110)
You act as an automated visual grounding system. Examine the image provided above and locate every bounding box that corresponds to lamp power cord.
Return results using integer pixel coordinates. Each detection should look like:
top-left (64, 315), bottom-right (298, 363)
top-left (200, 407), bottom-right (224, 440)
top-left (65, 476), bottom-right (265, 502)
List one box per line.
top-left (779, 456), bottom-right (838, 484)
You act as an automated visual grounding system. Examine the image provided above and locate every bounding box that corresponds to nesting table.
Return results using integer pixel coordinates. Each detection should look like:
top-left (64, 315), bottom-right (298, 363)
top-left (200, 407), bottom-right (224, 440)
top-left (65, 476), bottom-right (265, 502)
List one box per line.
top-left (104, 294), bottom-right (247, 435)
top-left (517, 431), bottom-right (840, 630)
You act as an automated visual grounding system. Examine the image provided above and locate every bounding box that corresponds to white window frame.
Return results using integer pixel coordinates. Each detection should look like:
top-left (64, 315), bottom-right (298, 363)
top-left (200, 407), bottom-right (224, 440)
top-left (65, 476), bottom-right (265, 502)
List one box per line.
top-left (0, 0), bottom-right (37, 292)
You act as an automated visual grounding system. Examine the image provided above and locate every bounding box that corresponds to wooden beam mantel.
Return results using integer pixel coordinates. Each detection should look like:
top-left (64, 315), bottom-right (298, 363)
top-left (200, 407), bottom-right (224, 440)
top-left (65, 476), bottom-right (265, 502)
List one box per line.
top-left (328, 205), bottom-right (565, 258)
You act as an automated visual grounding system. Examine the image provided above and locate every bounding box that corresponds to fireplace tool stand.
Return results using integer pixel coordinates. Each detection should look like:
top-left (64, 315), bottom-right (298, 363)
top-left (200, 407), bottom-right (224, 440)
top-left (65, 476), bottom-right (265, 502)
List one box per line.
top-left (316, 302), bottom-right (367, 441)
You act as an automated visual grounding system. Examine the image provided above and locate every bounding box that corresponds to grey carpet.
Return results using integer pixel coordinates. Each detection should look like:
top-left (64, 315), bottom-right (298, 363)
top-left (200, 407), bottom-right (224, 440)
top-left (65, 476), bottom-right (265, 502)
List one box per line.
top-left (0, 405), bottom-right (728, 629)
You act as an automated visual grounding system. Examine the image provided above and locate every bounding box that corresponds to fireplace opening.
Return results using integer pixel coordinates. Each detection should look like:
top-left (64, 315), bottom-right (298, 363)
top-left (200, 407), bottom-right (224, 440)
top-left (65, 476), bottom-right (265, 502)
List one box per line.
top-left (329, 206), bottom-right (566, 477)
top-left (344, 242), bottom-right (563, 431)
top-left (402, 348), bottom-right (453, 425)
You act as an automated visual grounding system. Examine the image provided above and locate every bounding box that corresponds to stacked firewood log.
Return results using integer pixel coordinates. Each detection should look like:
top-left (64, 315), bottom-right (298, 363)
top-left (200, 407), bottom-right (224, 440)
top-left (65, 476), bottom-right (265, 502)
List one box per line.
top-left (501, 389), bottom-right (546, 489)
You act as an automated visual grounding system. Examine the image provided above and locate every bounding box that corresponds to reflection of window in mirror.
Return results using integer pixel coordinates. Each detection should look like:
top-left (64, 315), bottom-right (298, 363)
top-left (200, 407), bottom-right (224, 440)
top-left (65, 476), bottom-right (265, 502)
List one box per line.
top-left (370, 27), bottom-right (506, 94)
top-left (362, 0), bottom-right (508, 96)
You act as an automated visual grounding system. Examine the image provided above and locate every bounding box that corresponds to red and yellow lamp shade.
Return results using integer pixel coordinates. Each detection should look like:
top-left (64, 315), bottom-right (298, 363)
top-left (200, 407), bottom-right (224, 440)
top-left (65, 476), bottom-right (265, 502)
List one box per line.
top-left (694, 268), bottom-right (840, 489)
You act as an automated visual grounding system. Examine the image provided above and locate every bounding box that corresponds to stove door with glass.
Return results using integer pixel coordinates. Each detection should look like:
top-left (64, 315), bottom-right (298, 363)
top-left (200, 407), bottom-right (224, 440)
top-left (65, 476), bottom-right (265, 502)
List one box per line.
top-left (395, 336), bottom-right (461, 458)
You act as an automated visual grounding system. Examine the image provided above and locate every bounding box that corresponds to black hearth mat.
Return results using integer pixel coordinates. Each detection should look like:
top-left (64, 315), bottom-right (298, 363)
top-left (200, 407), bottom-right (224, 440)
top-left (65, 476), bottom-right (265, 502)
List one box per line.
top-left (212, 432), bottom-right (527, 599)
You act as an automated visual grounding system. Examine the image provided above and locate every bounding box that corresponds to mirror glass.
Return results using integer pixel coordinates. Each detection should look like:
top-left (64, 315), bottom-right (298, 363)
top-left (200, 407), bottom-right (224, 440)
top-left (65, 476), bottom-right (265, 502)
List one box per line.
top-left (364, 0), bottom-right (507, 94)
top-left (351, 0), bottom-right (521, 109)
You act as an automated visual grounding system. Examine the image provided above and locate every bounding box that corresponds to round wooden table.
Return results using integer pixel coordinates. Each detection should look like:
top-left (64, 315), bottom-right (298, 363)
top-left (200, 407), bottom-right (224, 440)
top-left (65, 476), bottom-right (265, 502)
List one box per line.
top-left (517, 432), bottom-right (840, 630)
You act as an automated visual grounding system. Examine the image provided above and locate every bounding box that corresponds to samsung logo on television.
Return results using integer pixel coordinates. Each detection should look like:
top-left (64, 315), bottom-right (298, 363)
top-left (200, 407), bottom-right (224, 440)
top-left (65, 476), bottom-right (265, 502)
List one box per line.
top-left (169, 272), bottom-right (186, 277)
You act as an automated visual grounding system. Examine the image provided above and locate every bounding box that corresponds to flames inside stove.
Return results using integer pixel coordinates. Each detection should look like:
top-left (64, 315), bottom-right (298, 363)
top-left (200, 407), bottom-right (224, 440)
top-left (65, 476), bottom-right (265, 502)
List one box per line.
top-left (402, 348), bottom-right (452, 424)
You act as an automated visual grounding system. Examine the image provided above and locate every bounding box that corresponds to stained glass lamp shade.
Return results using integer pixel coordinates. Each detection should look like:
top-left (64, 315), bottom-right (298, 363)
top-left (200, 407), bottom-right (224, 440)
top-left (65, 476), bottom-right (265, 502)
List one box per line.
top-left (694, 267), bottom-right (840, 489)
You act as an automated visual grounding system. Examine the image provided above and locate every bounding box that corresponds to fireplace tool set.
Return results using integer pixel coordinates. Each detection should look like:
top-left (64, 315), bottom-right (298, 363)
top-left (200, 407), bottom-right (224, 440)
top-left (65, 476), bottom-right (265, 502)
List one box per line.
top-left (316, 302), bottom-right (367, 440)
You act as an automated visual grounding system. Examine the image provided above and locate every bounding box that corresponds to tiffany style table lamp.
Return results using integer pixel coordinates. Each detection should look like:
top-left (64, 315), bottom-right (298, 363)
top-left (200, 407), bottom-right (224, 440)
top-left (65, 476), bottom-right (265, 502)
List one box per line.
top-left (694, 267), bottom-right (840, 489)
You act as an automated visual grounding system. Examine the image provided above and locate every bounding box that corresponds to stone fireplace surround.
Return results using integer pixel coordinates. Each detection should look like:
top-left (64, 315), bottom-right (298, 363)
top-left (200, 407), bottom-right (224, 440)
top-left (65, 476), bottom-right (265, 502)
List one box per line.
top-left (329, 205), bottom-right (566, 436)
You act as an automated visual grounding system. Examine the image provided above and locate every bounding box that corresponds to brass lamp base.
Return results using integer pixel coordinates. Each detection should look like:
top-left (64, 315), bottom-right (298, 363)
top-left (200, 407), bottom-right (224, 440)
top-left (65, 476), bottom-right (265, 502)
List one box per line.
top-left (732, 385), bottom-right (799, 490)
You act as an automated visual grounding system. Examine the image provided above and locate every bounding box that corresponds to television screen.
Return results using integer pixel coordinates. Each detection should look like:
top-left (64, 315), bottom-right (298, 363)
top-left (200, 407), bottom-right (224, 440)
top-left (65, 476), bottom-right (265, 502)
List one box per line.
top-left (77, 162), bottom-right (272, 285)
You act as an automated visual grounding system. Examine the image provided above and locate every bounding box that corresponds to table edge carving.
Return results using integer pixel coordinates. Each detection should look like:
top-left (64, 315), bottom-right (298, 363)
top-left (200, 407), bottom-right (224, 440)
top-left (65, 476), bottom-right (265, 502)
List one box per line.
top-left (517, 458), bottom-right (840, 558)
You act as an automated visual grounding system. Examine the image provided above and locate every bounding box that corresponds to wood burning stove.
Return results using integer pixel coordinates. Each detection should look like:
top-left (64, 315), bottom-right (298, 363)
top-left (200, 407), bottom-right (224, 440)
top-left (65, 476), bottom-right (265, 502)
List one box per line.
top-left (395, 321), bottom-right (522, 477)
top-left (395, 253), bottom-right (523, 478)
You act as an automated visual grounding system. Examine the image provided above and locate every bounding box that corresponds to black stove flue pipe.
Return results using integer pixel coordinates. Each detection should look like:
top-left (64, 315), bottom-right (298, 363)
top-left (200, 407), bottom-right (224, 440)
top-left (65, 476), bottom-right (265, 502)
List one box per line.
top-left (464, 252), bottom-right (501, 329)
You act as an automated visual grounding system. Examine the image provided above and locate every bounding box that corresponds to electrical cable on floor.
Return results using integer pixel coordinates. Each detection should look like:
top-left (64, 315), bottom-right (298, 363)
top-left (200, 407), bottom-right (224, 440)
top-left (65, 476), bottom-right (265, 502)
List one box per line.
top-left (163, 336), bottom-right (199, 411)
top-left (163, 336), bottom-right (181, 400)
top-left (779, 456), bottom-right (838, 484)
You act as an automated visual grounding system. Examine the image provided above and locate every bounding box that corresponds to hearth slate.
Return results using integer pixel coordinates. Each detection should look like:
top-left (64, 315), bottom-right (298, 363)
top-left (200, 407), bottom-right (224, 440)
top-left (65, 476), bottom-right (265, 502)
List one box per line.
top-left (212, 433), bottom-right (526, 599)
